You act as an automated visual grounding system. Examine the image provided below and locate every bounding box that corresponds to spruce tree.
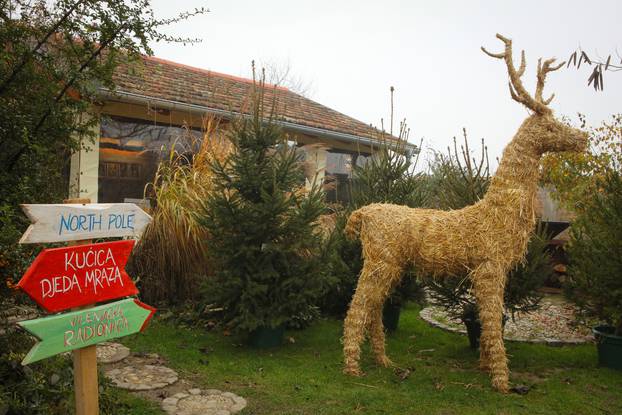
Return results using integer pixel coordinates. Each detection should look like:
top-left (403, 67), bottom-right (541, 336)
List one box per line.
top-left (321, 124), bottom-right (427, 317)
top-left (199, 84), bottom-right (328, 333)
top-left (566, 170), bottom-right (622, 335)
top-left (425, 131), bottom-right (552, 335)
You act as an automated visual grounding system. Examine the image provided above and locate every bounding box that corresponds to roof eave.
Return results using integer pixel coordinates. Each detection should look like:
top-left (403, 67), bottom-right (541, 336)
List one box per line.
top-left (97, 88), bottom-right (420, 154)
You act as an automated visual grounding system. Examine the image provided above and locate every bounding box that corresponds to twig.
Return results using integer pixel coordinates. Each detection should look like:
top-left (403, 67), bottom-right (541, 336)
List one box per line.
top-left (349, 382), bottom-right (379, 389)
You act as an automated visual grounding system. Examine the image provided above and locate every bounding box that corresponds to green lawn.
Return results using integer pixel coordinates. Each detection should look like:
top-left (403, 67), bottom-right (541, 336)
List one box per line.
top-left (105, 388), bottom-right (163, 414)
top-left (121, 304), bottom-right (622, 414)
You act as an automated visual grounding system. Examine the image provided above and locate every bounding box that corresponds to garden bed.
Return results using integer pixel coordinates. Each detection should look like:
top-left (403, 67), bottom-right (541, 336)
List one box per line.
top-left (419, 296), bottom-right (594, 345)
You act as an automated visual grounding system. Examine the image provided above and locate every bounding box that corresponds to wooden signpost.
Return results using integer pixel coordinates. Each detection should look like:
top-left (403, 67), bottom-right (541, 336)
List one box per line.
top-left (19, 203), bottom-right (151, 243)
top-left (18, 240), bottom-right (138, 312)
top-left (18, 298), bottom-right (155, 365)
top-left (16, 198), bottom-right (154, 415)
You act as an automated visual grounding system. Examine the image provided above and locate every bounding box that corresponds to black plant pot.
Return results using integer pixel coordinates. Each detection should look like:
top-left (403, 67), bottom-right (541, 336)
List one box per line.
top-left (462, 309), bottom-right (508, 350)
top-left (593, 325), bottom-right (622, 371)
top-left (248, 326), bottom-right (285, 349)
top-left (462, 315), bottom-right (482, 349)
top-left (382, 302), bottom-right (401, 332)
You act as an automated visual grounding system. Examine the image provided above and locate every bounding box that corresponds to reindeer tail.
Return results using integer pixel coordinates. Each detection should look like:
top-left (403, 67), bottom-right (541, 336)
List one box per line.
top-left (344, 209), bottom-right (364, 240)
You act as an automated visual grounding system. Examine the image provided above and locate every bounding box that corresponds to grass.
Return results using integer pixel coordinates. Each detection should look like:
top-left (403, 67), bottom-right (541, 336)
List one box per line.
top-left (121, 304), bottom-right (622, 415)
top-left (104, 388), bottom-right (162, 414)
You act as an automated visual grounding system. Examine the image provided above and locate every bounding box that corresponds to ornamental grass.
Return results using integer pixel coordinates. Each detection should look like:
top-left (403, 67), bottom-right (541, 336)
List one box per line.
top-left (129, 116), bottom-right (231, 304)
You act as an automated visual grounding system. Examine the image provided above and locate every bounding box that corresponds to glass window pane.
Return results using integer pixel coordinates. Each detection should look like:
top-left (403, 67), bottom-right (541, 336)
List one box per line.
top-left (325, 152), bottom-right (352, 177)
top-left (98, 116), bottom-right (202, 203)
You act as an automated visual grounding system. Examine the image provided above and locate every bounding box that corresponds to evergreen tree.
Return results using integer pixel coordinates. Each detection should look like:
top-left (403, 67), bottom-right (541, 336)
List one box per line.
top-left (425, 131), bottom-right (551, 331)
top-left (199, 85), bottom-right (329, 333)
top-left (321, 128), bottom-right (427, 317)
top-left (351, 140), bottom-right (427, 208)
top-left (426, 222), bottom-right (553, 320)
top-left (566, 170), bottom-right (622, 335)
top-left (0, 2), bottom-right (207, 412)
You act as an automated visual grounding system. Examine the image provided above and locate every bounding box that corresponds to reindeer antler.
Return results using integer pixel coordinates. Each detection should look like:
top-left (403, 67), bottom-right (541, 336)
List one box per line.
top-left (482, 34), bottom-right (564, 114)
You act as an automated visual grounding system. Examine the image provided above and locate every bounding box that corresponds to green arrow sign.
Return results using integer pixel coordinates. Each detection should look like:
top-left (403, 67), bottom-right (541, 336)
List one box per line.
top-left (18, 298), bottom-right (155, 365)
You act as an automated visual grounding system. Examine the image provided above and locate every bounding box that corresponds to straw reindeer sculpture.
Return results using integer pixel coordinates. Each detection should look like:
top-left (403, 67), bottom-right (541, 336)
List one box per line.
top-left (342, 34), bottom-right (588, 393)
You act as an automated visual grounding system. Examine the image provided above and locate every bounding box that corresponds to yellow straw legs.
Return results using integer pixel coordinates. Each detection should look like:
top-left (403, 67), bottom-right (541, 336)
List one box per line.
top-left (342, 34), bottom-right (588, 393)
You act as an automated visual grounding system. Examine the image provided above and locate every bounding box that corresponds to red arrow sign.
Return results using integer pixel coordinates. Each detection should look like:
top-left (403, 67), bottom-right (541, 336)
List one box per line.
top-left (18, 240), bottom-right (138, 313)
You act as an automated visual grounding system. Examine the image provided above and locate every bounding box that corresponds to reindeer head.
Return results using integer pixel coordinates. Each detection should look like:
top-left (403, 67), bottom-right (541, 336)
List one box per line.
top-left (482, 34), bottom-right (588, 155)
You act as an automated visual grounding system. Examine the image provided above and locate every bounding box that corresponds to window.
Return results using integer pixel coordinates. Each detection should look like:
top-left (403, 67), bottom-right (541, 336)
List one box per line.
top-left (325, 152), bottom-right (353, 177)
top-left (99, 162), bottom-right (141, 178)
top-left (324, 150), bottom-right (370, 205)
top-left (98, 116), bottom-right (202, 203)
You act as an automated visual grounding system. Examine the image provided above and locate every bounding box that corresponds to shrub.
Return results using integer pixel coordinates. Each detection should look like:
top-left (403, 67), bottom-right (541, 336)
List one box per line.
top-left (566, 170), bottom-right (622, 335)
top-left (426, 222), bottom-right (553, 320)
top-left (198, 85), bottom-right (330, 333)
top-left (129, 117), bottom-right (230, 305)
top-left (317, 211), bottom-right (363, 316)
top-left (542, 114), bottom-right (622, 213)
top-left (425, 131), bottom-right (549, 323)
top-left (321, 133), bottom-right (428, 317)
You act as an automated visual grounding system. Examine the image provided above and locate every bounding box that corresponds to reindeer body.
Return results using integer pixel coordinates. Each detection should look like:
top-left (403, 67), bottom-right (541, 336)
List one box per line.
top-left (342, 35), bottom-right (588, 393)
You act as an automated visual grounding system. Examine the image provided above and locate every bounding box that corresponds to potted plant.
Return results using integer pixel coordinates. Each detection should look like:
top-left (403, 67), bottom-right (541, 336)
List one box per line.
top-left (382, 272), bottom-right (426, 332)
top-left (426, 222), bottom-right (552, 348)
top-left (425, 133), bottom-right (552, 347)
top-left (199, 83), bottom-right (330, 348)
top-left (322, 118), bottom-right (428, 328)
top-left (566, 171), bottom-right (622, 370)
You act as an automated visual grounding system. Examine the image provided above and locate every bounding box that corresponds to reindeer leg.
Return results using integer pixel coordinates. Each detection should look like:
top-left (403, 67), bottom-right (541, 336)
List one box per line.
top-left (479, 343), bottom-right (491, 372)
top-left (472, 262), bottom-right (509, 393)
top-left (343, 261), bottom-right (375, 376)
top-left (369, 303), bottom-right (393, 367)
top-left (369, 265), bottom-right (402, 368)
top-left (343, 260), bottom-right (398, 375)
top-left (478, 318), bottom-right (491, 373)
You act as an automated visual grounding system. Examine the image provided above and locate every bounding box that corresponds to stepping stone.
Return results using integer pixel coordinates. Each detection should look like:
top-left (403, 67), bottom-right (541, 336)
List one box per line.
top-left (161, 388), bottom-right (247, 415)
top-left (105, 364), bottom-right (178, 390)
top-left (97, 342), bottom-right (130, 363)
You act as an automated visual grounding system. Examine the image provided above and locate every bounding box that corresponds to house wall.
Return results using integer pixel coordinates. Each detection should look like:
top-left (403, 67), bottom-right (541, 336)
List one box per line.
top-left (68, 112), bottom-right (100, 202)
top-left (69, 101), bottom-right (376, 202)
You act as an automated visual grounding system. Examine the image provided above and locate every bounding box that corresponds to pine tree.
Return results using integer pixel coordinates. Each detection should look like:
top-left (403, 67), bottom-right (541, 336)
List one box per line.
top-left (425, 131), bottom-right (552, 337)
top-left (566, 170), bottom-right (622, 335)
top-left (322, 125), bottom-right (427, 317)
top-left (199, 84), bottom-right (329, 333)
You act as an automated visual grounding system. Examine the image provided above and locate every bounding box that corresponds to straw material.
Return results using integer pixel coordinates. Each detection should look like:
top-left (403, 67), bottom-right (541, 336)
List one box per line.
top-left (342, 34), bottom-right (588, 393)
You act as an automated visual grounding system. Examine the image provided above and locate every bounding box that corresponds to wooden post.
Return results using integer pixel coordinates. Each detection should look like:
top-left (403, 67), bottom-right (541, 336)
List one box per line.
top-left (65, 198), bottom-right (99, 415)
top-left (73, 344), bottom-right (98, 415)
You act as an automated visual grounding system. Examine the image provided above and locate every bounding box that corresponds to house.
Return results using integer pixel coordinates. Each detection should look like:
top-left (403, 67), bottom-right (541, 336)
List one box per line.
top-left (68, 55), bottom-right (418, 205)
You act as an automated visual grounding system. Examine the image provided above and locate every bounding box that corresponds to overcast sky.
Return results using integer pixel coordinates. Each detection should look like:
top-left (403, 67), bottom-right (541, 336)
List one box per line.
top-left (149, 0), bottom-right (621, 167)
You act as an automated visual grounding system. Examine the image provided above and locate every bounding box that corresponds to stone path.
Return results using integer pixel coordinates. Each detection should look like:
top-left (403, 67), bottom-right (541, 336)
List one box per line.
top-left (100, 347), bottom-right (248, 414)
top-left (162, 388), bottom-right (247, 415)
top-left (3, 303), bottom-right (248, 412)
top-left (420, 296), bottom-right (594, 345)
top-left (97, 342), bottom-right (130, 363)
top-left (106, 364), bottom-right (179, 390)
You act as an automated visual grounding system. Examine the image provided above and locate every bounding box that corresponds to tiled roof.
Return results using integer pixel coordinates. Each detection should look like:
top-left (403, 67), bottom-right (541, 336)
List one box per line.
top-left (110, 55), bottom-right (388, 142)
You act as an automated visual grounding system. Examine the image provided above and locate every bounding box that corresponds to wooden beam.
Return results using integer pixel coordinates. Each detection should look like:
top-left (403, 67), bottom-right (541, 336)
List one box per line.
top-left (66, 198), bottom-right (99, 415)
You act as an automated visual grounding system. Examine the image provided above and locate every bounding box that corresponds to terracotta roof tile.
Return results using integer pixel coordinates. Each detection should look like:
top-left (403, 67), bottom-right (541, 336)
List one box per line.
top-left (111, 55), bottom-right (386, 141)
